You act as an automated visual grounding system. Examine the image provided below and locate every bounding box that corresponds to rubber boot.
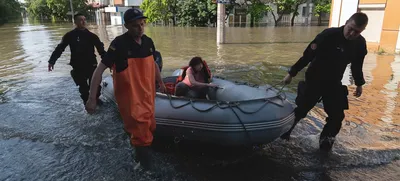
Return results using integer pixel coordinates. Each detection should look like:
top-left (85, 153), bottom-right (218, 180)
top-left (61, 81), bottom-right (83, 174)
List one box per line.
top-left (134, 146), bottom-right (153, 171)
top-left (319, 136), bottom-right (335, 152)
top-left (280, 117), bottom-right (301, 140)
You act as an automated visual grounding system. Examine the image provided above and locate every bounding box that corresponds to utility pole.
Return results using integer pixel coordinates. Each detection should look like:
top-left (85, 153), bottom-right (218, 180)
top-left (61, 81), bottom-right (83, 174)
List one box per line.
top-left (69, 0), bottom-right (75, 23)
top-left (216, 1), bottom-right (226, 44)
top-left (305, 0), bottom-right (311, 26)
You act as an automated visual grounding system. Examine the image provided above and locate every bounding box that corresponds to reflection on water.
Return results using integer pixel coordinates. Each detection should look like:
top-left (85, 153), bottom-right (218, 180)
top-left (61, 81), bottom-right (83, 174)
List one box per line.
top-left (346, 55), bottom-right (400, 126)
top-left (0, 19), bottom-right (399, 180)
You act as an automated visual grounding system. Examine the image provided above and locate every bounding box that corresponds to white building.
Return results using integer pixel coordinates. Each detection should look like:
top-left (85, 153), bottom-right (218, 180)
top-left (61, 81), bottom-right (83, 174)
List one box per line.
top-left (227, 1), bottom-right (330, 27)
top-left (105, 0), bottom-right (143, 25)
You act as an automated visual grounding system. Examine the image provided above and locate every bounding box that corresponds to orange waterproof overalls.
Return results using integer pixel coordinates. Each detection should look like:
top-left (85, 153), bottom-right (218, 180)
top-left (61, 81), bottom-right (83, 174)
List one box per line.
top-left (101, 33), bottom-right (156, 146)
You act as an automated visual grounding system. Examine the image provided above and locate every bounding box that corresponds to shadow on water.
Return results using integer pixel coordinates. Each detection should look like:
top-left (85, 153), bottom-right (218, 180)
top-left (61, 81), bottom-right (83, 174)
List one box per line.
top-left (0, 20), bottom-right (399, 181)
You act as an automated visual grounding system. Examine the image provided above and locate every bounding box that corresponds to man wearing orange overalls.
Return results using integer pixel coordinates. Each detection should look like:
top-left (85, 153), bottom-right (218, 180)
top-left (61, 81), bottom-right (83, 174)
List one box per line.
top-left (85, 8), bottom-right (165, 171)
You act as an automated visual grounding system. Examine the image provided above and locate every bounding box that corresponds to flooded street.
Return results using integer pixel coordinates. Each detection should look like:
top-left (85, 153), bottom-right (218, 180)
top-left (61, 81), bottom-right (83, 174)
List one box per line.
top-left (0, 19), bottom-right (399, 181)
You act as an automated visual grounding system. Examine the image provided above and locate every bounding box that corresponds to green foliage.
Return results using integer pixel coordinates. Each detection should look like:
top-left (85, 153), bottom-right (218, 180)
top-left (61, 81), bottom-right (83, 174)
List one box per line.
top-left (312, 0), bottom-right (331, 16)
top-left (177, 0), bottom-right (216, 27)
top-left (0, 0), bottom-right (22, 24)
top-left (141, 0), bottom-right (169, 23)
top-left (26, 0), bottom-right (93, 21)
top-left (248, 0), bottom-right (268, 23)
top-left (26, 0), bottom-right (51, 18)
top-left (377, 47), bottom-right (386, 55)
top-left (265, 0), bottom-right (295, 14)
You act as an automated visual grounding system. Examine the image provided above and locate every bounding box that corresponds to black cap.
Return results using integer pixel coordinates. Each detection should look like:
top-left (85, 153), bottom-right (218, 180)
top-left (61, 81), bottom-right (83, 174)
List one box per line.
top-left (124, 8), bottom-right (147, 23)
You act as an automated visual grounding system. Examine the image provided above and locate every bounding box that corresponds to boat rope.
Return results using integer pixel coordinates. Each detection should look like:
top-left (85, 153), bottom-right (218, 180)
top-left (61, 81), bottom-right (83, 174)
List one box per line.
top-left (229, 104), bottom-right (253, 145)
top-left (166, 76), bottom-right (288, 115)
top-left (164, 77), bottom-right (289, 144)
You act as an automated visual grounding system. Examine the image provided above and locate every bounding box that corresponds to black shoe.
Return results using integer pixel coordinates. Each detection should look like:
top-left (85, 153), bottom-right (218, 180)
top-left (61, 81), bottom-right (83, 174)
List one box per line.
top-left (134, 146), bottom-right (153, 171)
top-left (280, 131), bottom-right (291, 140)
top-left (319, 137), bottom-right (335, 152)
top-left (96, 99), bottom-right (103, 106)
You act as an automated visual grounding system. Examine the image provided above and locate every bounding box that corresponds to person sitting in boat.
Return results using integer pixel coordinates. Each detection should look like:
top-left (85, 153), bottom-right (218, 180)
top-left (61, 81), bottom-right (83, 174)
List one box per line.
top-left (175, 56), bottom-right (218, 99)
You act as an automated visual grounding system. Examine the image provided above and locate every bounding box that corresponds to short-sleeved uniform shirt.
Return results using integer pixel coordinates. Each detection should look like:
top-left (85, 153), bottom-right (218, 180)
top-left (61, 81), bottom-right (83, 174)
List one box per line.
top-left (101, 33), bottom-right (156, 146)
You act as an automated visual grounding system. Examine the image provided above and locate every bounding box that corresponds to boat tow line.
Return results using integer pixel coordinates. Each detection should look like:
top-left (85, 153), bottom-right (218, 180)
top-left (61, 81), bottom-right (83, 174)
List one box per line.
top-left (266, 81), bottom-right (287, 101)
top-left (165, 95), bottom-right (283, 145)
top-left (163, 77), bottom-right (290, 145)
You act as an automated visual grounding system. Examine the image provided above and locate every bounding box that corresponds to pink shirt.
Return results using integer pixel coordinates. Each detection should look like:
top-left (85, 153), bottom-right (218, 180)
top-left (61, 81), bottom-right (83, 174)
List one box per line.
top-left (182, 67), bottom-right (205, 88)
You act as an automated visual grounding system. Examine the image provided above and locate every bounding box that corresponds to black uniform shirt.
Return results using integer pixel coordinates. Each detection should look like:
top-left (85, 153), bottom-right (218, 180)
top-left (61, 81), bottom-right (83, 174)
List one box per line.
top-left (289, 26), bottom-right (367, 86)
top-left (48, 28), bottom-right (106, 68)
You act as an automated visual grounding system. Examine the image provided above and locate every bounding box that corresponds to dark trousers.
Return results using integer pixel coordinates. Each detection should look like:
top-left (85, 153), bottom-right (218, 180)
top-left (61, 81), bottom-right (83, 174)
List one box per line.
top-left (175, 82), bottom-right (208, 99)
top-left (70, 66), bottom-right (101, 104)
top-left (293, 81), bottom-right (349, 140)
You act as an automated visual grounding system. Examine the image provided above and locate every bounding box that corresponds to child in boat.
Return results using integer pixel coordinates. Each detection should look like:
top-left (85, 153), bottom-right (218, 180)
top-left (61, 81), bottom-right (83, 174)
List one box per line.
top-left (175, 56), bottom-right (218, 99)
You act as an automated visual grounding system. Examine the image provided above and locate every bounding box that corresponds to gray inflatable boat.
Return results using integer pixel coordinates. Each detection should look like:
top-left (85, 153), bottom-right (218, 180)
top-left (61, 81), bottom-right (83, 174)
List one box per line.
top-left (101, 74), bottom-right (295, 146)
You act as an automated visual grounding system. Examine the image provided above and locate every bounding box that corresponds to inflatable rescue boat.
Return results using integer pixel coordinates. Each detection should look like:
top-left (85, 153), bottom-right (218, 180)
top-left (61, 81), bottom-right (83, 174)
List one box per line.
top-left (101, 73), bottom-right (295, 146)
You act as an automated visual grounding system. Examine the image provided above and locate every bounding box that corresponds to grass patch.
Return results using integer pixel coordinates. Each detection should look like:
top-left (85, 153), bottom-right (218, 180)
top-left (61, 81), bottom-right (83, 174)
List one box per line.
top-left (377, 47), bottom-right (386, 55)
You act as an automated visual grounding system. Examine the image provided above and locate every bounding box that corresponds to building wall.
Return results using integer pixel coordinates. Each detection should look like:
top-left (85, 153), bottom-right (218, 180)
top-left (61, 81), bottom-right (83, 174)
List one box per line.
top-left (359, 9), bottom-right (385, 43)
top-left (114, 0), bottom-right (124, 6)
top-left (379, 0), bottom-right (400, 53)
top-left (228, 2), bottom-right (329, 27)
top-left (396, 26), bottom-right (400, 53)
top-left (360, 0), bottom-right (387, 4)
top-left (329, 0), bottom-right (341, 27)
top-left (331, 0), bottom-right (400, 53)
top-left (110, 12), bottom-right (123, 25)
top-left (126, 0), bottom-right (142, 6)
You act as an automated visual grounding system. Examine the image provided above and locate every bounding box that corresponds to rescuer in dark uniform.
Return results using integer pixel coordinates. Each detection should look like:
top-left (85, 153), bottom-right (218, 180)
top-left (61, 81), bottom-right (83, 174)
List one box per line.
top-left (280, 12), bottom-right (369, 152)
top-left (48, 13), bottom-right (106, 105)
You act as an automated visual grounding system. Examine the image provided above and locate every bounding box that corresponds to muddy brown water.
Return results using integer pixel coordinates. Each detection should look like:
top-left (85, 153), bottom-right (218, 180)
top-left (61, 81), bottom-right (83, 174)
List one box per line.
top-left (0, 19), bottom-right (399, 181)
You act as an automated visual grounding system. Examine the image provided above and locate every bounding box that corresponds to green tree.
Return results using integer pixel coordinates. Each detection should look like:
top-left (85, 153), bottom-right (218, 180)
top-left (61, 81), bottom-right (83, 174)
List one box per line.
top-left (141, 0), bottom-right (164, 23)
top-left (26, 0), bottom-right (51, 19)
top-left (177, 0), bottom-right (216, 27)
top-left (224, 0), bottom-right (239, 21)
top-left (47, 0), bottom-right (93, 20)
top-left (246, 0), bottom-right (268, 27)
top-left (290, 0), bottom-right (306, 26)
top-left (26, 0), bottom-right (93, 21)
top-left (167, 0), bottom-right (179, 26)
top-left (265, 0), bottom-right (296, 26)
top-left (0, 0), bottom-right (22, 24)
top-left (313, 0), bottom-right (330, 26)
top-left (141, 0), bottom-right (178, 25)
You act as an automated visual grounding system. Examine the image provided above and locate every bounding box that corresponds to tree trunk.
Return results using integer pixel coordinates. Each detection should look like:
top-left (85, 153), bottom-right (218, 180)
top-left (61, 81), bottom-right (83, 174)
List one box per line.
top-left (250, 14), bottom-right (254, 27)
top-left (318, 15), bottom-right (322, 26)
top-left (290, 13), bottom-right (295, 26)
top-left (275, 13), bottom-right (284, 27)
top-left (172, 13), bottom-right (176, 26)
top-left (271, 11), bottom-right (277, 26)
top-left (291, 4), bottom-right (300, 26)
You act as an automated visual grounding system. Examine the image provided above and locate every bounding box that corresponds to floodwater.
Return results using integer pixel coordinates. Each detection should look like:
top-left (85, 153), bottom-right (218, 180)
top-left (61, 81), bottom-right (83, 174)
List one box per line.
top-left (0, 18), bottom-right (399, 181)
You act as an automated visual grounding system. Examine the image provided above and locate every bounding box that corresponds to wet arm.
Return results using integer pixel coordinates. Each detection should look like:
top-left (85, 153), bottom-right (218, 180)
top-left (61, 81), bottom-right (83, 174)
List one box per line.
top-left (94, 35), bottom-right (106, 59)
top-left (48, 33), bottom-right (69, 65)
top-left (88, 63), bottom-right (107, 100)
top-left (188, 71), bottom-right (209, 87)
top-left (152, 44), bottom-right (163, 84)
top-left (155, 62), bottom-right (163, 85)
top-left (89, 40), bottom-right (117, 100)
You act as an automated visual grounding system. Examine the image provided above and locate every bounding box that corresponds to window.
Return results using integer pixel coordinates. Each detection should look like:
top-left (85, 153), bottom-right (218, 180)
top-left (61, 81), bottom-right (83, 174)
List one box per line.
top-left (302, 7), bottom-right (307, 17)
